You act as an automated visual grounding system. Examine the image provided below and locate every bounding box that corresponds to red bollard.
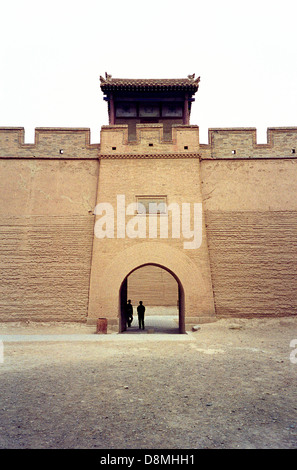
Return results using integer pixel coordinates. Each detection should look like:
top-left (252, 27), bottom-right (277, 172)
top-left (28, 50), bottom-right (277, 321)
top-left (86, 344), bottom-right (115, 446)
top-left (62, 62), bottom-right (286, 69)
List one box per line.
top-left (96, 318), bottom-right (107, 334)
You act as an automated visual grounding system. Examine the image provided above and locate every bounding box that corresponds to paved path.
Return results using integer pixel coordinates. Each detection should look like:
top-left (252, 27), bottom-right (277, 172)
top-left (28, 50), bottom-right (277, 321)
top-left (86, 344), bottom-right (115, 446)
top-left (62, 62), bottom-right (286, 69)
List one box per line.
top-left (123, 314), bottom-right (179, 334)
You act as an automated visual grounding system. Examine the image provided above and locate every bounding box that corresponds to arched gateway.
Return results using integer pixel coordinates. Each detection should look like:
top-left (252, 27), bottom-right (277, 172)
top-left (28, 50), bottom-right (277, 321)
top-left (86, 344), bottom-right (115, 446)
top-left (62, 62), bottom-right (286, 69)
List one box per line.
top-left (87, 242), bottom-right (215, 331)
top-left (120, 263), bottom-right (184, 333)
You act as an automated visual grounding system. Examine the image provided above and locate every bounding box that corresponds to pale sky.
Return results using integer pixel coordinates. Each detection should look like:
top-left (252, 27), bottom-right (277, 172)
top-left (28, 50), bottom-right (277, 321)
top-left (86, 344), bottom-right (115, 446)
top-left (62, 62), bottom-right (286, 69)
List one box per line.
top-left (1, 0), bottom-right (296, 144)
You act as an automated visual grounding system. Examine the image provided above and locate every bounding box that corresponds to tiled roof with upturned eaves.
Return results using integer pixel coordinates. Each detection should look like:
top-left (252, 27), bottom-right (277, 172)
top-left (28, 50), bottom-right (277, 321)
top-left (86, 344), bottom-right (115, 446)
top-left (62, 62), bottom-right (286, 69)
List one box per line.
top-left (100, 74), bottom-right (200, 92)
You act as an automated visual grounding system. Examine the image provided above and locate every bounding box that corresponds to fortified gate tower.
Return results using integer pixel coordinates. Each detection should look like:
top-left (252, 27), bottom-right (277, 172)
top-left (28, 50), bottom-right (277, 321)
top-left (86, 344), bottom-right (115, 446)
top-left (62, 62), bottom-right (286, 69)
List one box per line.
top-left (87, 74), bottom-right (216, 332)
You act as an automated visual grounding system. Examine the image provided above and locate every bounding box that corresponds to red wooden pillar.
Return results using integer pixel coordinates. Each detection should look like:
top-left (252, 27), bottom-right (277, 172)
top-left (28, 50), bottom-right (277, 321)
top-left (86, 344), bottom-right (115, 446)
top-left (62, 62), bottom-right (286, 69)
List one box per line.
top-left (109, 94), bottom-right (115, 125)
top-left (183, 93), bottom-right (189, 125)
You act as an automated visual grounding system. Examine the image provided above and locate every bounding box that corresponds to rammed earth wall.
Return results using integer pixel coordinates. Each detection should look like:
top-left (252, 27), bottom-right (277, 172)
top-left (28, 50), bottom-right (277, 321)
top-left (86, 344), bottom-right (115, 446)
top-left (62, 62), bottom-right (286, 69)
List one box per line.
top-left (0, 125), bottom-right (297, 322)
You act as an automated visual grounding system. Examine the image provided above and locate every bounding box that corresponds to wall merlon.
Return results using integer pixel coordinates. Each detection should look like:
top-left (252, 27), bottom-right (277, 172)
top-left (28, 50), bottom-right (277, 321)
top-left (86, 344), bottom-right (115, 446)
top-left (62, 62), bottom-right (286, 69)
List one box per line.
top-left (0, 127), bottom-right (100, 159)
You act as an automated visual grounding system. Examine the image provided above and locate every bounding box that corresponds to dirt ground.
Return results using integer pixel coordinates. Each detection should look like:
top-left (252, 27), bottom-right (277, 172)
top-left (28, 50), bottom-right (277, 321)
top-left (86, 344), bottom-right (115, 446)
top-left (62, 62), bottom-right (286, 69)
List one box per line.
top-left (0, 316), bottom-right (297, 449)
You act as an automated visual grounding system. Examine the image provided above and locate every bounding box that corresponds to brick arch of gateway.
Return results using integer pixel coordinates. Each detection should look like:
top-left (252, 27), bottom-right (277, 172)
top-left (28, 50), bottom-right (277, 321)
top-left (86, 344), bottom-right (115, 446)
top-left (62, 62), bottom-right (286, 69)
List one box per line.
top-left (88, 242), bottom-right (214, 333)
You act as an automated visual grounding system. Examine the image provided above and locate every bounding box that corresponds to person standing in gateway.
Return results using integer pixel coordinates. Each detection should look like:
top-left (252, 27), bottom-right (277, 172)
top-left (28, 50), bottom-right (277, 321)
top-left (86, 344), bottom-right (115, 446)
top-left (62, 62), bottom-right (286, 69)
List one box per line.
top-left (137, 301), bottom-right (145, 330)
top-left (126, 299), bottom-right (133, 328)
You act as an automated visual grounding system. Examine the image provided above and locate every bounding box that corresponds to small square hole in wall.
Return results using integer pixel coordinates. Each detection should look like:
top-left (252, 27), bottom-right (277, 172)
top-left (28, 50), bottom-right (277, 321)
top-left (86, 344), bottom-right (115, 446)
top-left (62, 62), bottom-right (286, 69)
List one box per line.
top-left (292, 148), bottom-right (296, 154)
top-left (59, 149), bottom-right (64, 154)
top-left (232, 150), bottom-right (236, 155)
top-left (149, 143), bottom-right (153, 147)
top-left (184, 146), bottom-right (188, 150)
top-left (112, 147), bottom-right (117, 151)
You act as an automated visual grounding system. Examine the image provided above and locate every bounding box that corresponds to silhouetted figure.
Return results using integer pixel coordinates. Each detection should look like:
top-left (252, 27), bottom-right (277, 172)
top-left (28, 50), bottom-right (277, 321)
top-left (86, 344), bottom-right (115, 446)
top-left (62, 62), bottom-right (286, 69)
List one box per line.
top-left (137, 301), bottom-right (145, 330)
top-left (126, 299), bottom-right (133, 327)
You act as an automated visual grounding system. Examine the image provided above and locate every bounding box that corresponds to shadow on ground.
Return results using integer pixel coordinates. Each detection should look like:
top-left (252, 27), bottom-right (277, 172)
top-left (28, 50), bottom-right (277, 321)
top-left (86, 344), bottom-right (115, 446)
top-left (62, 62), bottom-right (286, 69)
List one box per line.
top-left (122, 315), bottom-right (180, 335)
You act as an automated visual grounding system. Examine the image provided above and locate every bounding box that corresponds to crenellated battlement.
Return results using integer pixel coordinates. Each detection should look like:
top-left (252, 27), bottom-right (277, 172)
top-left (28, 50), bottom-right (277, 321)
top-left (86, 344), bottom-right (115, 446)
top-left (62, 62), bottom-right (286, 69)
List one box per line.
top-left (1, 125), bottom-right (297, 160)
top-left (99, 124), bottom-right (200, 155)
top-left (0, 127), bottom-right (99, 159)
top-left (200, 127), bottom-right (297, 159)
top-left (100, 124), bottom-right (297, 158)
